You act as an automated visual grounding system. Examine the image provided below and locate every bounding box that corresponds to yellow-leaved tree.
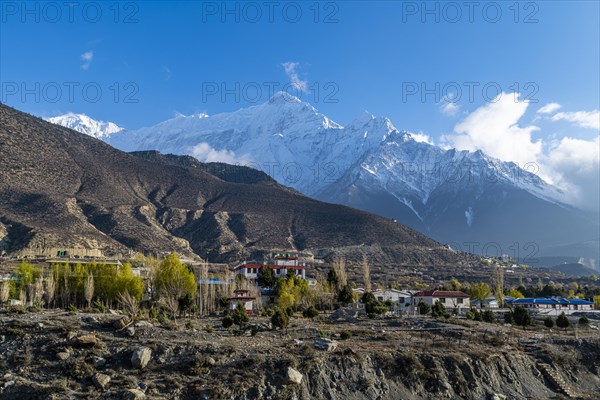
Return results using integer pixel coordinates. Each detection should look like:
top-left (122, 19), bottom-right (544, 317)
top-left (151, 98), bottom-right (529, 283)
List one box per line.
top-left (154, 252), bottom-right (197, 301)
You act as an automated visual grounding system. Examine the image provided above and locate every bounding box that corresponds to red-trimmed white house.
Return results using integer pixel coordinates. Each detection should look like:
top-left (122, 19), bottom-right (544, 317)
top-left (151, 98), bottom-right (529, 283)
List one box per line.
top-left (233, 252), bottom-right (307, 280)
top-left (228, 289), bottom-right (256, 315)
top-left (411, 290), bottom-right (471, 311)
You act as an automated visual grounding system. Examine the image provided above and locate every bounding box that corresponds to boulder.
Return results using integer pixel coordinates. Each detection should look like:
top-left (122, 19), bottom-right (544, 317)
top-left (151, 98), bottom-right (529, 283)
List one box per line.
top-left (123, 389), bottom-right (146, 400)
top-left (126, 327), bottom-right (136, 337)
top-left (92, 373), bottom-right (111, 390)
top-left (287, 367), bottom-right (303, 384)
top-left (56, 352), bottom-right (70, 361)
top-left (329, 307), bottom-right (358, 323)
top-left (94, 357), bottom-right (106, 368)
top-left (314, 338), bottom-right (338, 351)
top-left (131, 347), bottom-right (152, 369)
top-left (74, 334), bottom-right (97, 347)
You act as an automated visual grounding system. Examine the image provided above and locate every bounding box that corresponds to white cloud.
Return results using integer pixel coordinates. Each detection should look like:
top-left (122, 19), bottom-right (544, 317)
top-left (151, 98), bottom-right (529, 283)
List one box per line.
top-left (442, 92), bottom-right (542, 166)
top-left (281, 62), bottom-right (308, 92)
top-left (190, 142), bottom-right (252, 165)
top-left (411, 132), bottom-right (434, 145)
top-left (551, 110), bottom-right (600, 130)
top-left (440, 101), bottom-right (460, 117)
top-left (162, 66), bottom-right (172, 81)
top-left (442, 93), bottom-right (600, 210)
top-left (80, 51), bottom-right (94, 70)
top-left (543, 136), bottom-right (600, 209)
top-left (537, 102), bottom-right (562, 114)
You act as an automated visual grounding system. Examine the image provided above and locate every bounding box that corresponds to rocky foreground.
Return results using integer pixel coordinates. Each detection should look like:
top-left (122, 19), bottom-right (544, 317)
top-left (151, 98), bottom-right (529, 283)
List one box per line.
top-left (1, 309), bottom-right (599, 400)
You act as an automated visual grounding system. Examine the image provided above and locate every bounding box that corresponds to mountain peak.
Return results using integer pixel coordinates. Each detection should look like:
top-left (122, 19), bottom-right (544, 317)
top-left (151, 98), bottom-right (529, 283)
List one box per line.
top-left (268, 91), bottom-right (303, 105)
top-left (46, 112), bottom-right (124, 140)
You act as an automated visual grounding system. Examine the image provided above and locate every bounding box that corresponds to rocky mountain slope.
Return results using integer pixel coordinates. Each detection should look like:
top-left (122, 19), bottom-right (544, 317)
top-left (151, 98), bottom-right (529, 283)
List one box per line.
top-left (50, 93), bottom-right (596, 262)
top-left (0, 103), bottom-right (466, 265)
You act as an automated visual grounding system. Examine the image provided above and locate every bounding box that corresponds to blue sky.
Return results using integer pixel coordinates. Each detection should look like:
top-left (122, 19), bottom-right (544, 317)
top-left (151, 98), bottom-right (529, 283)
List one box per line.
top-left (0, 1), bottom-right (596, 131)
top-left (1, 1), bottom-right (599, 209)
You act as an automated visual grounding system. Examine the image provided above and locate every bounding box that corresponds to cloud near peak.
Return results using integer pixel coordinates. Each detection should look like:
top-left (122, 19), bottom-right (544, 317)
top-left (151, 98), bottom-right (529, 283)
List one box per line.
top-left (281, 62), bottom-right (308, 92)
top-left (442, 93), bottom-right (599, 210)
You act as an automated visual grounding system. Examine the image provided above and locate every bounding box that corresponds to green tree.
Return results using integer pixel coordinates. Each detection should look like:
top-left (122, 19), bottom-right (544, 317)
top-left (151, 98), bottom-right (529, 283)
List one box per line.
top-left (504, 311), bottom-right (515, 324)
top-left (579, 316), bottom-right (589, 325)
top-left (337, 284), bottom-right (353, 305)
top-left (508, 289), bottom-right (525, 299)
top-left (556, 312), bottom-right (570, 330)
top-left (431, 301), bottom-right (446, 318)
top-left (544, 317), bottom-right (555, 328)
top-left (449, 278), bottom-right (462, 291)
top-left (257, 267), bottom-right (276, 288)
top-left (327, 268), bottom-right (339, 289)
top-left (362, 292), bottom-right (387, 318)
top-left (470, 282), bottom-right (492, 309)
top-left (482, 309), bottom-right (495, 323)
top-left (232, 302), bottom-right (249, 327)
top-left (513, 306), bottom-right (532, 328)
top-left (302, 306), bottom-right (319, 318)
top-left (418, 301), bottom-right (431, 315)
top-left (271, 308), bottom-right (289, 331)
top-left (222, 315), bottom-right (233, 329)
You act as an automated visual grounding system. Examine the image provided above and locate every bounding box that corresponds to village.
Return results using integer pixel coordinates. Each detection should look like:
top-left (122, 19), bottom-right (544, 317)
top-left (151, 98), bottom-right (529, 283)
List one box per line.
top-left (1, 250), bottom-right (600, 399)
top-left (1, 250), bottom-right (598, 325)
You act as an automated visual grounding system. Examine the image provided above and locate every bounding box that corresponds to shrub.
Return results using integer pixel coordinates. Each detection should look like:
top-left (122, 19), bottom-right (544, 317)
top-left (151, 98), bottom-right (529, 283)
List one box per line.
top-left (232, 302), bottom-right (249, 327)
top-left (157, 311), bottom-right (170, 325)
top-left (271, 309), bottom-right (289, 331)
top-left (340, 330), bottom-right (352, 340)
top-left (579, 316), bottom-right (590, 325)
top-left (205, 324), bottom-right (214, 333)
top-left (337, 284), bottom-right (354, 305)
top-left (92, 300), bottom-right (105, 313)
top-left (513, 306), bottom-right (532, 327)
top-left (185, 320), bottom-right (194, 330)
top-left (149, 307), bottom-right (159, 320)
top-left (504, 311), bottom-right (514, 324)
top-left (261, 307), bottom-right (275, 317)
top-left (302, 306), bottom-right (319, 319)
top-left (544, 317), bottom-right (555, 328)
top-left (482, 310), bottom-right (496, 323)
top-left (285, 307), bottom-right (294, 317)
top-left (466, 310), bottom-right (475, 320)
top-left (556, 312), bottom-right (571, 330)
top-left (431, 301), bottom-right (446, 318)
top-left (66, 304), bottom-right (77, 313)
top-left (418, 301), bottom-right (431, 315)
top-left (222, 315), bottom-right (233, 329)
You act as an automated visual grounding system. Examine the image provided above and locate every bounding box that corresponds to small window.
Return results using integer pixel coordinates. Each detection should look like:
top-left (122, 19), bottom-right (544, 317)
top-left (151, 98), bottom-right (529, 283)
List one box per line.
top-left (439, 298), bottom-right (446, 303)
top-left (457, 298), bottom-right (463, 304)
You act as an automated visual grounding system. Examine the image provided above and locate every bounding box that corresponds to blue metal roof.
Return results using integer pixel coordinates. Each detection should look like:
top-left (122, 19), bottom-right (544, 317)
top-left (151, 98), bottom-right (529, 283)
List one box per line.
top-left (507, 297), bottom-right (593, 305)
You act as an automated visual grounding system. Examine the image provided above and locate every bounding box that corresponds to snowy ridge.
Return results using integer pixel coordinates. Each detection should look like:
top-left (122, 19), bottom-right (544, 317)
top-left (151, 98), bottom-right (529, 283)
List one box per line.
top-left (50, 92), bottom-right (569, 222)
top-left (46, 113), bottom-right (124, 140)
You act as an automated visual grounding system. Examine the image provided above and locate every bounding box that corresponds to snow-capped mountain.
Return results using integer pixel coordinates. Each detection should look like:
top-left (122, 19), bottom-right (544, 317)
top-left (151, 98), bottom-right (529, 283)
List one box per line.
top-left (46, 113), bottom-right (124, 140)
top-left (54, 93), bottom-right (599, 261)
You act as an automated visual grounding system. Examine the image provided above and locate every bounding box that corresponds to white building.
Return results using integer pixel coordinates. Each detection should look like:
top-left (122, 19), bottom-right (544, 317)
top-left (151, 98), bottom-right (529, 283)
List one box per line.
top-left (411, 290), bottom-right (471, 310)
top-left (228, 289), bottom-right (256, 315)
top-left (233, 252), bottom-right (307, 280)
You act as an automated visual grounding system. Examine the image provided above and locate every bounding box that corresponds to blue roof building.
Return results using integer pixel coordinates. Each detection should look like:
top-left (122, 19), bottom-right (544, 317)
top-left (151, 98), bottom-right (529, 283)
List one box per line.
top-left (506, 297), bottom-right (594, 312)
